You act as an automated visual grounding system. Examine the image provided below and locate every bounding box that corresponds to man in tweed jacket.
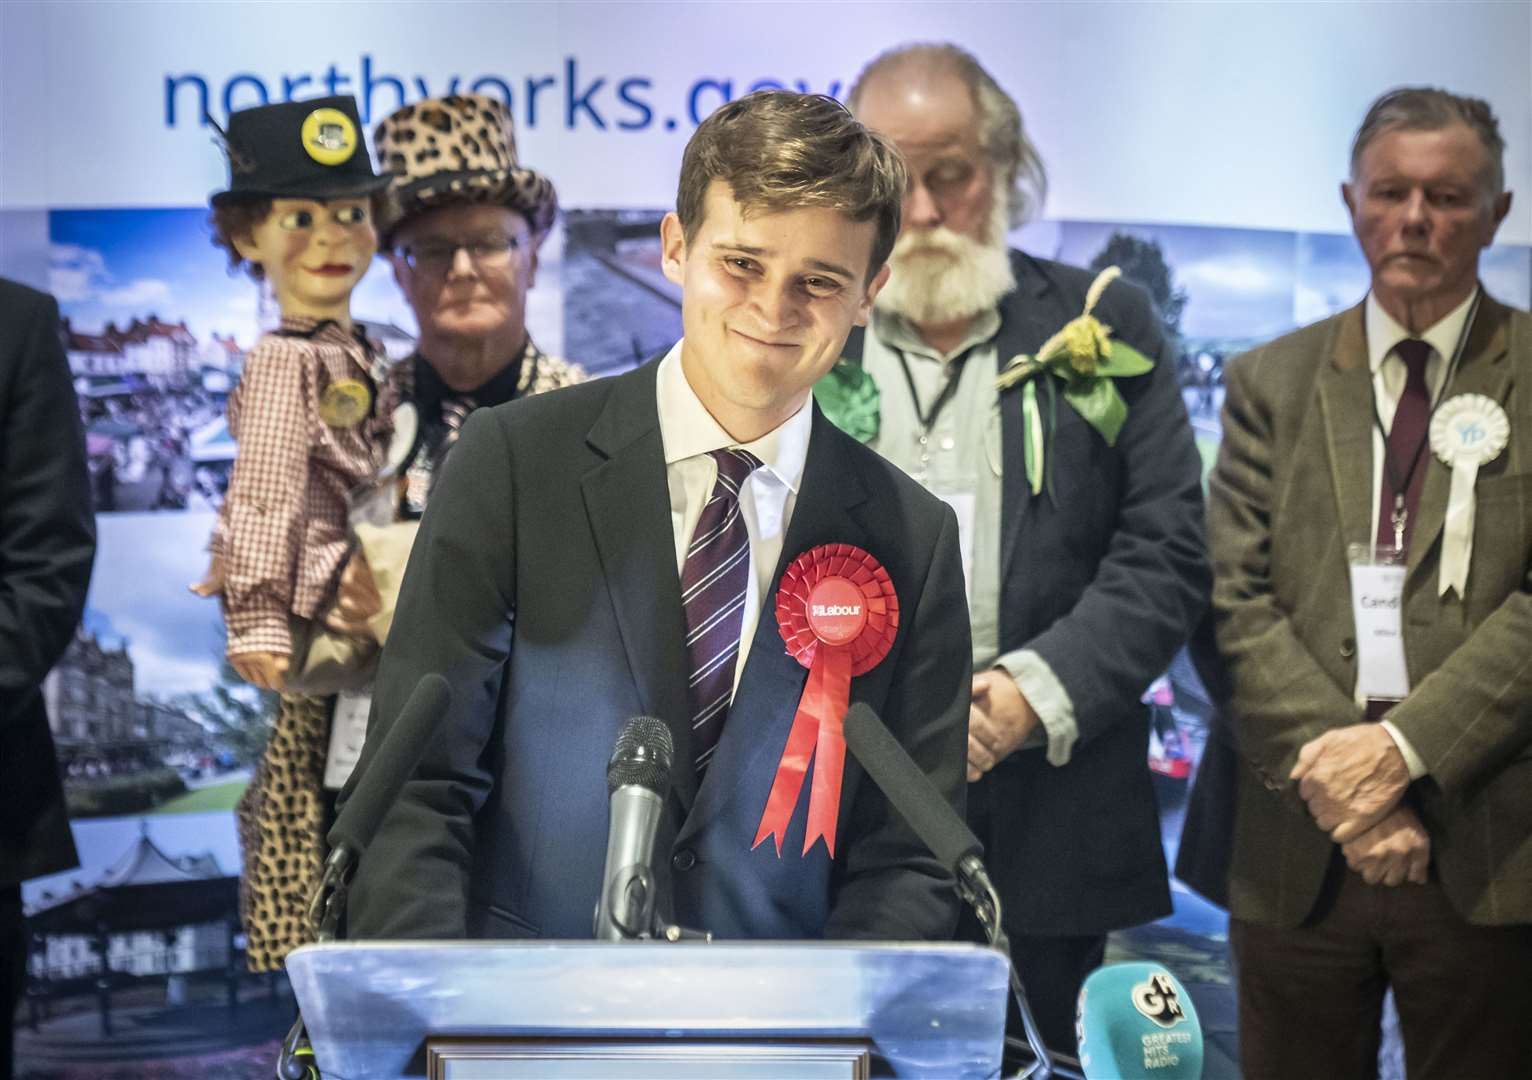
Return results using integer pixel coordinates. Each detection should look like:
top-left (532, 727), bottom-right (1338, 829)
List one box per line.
top-left (1203, 86), bottom-right (1531, 1077)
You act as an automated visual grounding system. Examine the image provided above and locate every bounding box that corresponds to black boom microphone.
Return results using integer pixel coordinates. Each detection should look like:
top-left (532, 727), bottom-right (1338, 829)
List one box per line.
top-left (594, 716), bottom-right (674, 940)
top-left (313, 673), bottom-right (453, 935)
top-left (323, 673), bottom-right (453, 896)
top-left (280, 673), bottom-right (452, 1080)
top-left (842, 701), bottom-right (1063, 1080)
top-left (843, 702), bottom-right (984, 874)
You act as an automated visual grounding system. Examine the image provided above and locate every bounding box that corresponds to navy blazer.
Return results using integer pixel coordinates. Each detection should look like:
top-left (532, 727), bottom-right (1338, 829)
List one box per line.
top-left (347, 357), bottom-right (972, 942)
top-left (0, 279), bottom-right (93, 889)
top-left (844, 251), bottom-right (1209, 934)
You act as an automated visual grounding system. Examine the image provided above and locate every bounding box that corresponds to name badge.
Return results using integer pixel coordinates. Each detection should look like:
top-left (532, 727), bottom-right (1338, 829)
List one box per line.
top-left (323, 689), bottom-right (372, 790)
top-left (931, 490), bottom-right (976, 603)
top-left (1347, 544), bottom-right (1409, 702)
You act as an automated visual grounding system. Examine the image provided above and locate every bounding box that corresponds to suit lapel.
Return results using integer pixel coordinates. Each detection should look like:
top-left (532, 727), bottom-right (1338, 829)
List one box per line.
top-left (581, 362), bottom-right (699, 811)
top-left (1316, 305), bottom-right (1376, 552)
top-left (1406, 295), bottom-right (1513, 581)
top-left (996, 257), bottom-right (1066, 584)
top-left (676, 407), bottom-right (869, 848)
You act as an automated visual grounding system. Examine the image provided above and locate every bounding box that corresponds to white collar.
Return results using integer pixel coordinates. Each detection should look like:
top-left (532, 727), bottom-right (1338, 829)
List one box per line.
top-left (655, 341), bottom-right (811, 494)
top-left (872, 307), bottom-right (1003, 362)
top-left (1365, 287), bottom-right (1478, 375)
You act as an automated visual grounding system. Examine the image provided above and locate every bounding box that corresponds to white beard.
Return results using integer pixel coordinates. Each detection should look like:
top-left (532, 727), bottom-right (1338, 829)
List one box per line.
top-left (875, 194), bottom-right (1015, 328)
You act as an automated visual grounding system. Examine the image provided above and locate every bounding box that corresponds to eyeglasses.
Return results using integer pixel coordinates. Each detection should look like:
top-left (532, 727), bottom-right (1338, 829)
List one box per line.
top-left (393, 234), bottom-right (525, 275)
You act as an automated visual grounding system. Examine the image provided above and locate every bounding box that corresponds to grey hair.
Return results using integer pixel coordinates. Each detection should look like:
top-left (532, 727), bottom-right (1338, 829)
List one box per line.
top-left (848, 43), bottom-right (1048, 226)
top-left (1351, 86), bottom-right (1506, 194)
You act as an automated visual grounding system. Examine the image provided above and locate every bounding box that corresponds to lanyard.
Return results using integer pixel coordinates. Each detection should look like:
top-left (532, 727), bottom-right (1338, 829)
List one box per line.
top-left (895, 342), bottom-right (981, 434)
top-left (1368, 290), bottom-right (1478, 551)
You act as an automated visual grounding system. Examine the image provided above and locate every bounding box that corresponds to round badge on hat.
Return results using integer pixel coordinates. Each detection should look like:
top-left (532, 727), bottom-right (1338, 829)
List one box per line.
top-left (319, 378), bottom-right (371, 428)
top-left (301, 107), bottom-right (358, 167)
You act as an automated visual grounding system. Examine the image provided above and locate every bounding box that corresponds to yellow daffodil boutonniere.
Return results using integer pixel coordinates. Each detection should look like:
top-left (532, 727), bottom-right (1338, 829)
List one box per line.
top-left (995, 266), bottom-right (1155, 496)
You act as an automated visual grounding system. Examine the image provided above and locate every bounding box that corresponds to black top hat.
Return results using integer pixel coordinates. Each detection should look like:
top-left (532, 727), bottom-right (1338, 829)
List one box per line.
top-left (210, 95), bottom-right (391, 207)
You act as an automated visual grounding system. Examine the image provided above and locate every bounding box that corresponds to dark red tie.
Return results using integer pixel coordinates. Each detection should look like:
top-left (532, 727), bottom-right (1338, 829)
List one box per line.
top-left (681, 448), bottom-right (762, 773)
top-left (1375, 338), bottom-right (1432, 554)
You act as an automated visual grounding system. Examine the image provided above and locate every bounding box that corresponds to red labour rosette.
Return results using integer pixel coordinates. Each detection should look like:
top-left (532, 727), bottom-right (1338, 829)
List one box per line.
top-left (752, 543), bottom-right (899, 858)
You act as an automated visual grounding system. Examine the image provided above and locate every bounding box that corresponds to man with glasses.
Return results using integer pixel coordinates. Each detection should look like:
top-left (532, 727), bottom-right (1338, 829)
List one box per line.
top-left (374, 93), bottom-right (585, 519)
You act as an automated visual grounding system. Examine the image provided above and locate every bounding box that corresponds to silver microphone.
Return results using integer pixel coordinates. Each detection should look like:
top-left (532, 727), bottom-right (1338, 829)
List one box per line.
top-left (593, 716), bottom-right (674, 940)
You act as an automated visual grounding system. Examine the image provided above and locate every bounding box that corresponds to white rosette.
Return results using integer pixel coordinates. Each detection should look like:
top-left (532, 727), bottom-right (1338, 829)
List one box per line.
top-left (1428, 393), bottom-right (1509, 597)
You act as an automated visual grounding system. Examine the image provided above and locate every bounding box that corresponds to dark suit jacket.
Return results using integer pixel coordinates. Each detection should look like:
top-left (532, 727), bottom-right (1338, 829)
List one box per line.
top-left (0, 279), bottom-right (93, 889)
top-left (844, 251), bottom-right (1209, 935)
top-left (348, 357), bottom-right (972, 941)
top-left (1171, 613), bottom-right (1236, 910)
top-left (1199, 295), bottom-right (1532, 929)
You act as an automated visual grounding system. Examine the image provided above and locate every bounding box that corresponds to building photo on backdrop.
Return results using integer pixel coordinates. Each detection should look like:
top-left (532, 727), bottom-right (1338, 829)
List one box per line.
top-left (2, 2), bottom-right (1529, 1078)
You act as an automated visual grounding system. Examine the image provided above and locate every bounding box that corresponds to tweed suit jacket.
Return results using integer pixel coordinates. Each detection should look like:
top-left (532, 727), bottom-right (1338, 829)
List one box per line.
top-left (1209, 292), bottom-right (1532, 929)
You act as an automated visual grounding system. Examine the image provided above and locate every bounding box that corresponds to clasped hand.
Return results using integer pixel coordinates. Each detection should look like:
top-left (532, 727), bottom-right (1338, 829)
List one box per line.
top-left (967, 669), bottom-right (1039, 782)
top-left (322, 549), bottom-right (383, 638)
top-left (1290, 723), bottom-right (1410, 844)
top-left (1341, 804), bottom-right (1431, 887)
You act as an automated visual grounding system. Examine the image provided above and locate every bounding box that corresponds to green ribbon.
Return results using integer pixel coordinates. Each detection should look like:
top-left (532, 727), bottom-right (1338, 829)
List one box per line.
top-left (812, 358), bottom-right (881, 444)
top-left (1011, 339), bottom-right (1154, 496)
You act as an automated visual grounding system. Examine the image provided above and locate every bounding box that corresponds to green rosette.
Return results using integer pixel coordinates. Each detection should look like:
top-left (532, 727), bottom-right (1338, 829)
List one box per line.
top-left (996, 265), bottom-right (1157, 496)
top-left (1008, 338), bottom-right (1155, 497)
top-left (812, 358), bottom-right (880, 444)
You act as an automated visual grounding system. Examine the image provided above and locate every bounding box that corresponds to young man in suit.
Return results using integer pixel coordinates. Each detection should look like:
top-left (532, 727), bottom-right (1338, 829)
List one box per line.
top-left (843, 45), bottom-right (1208, 1055)
top-left (0, 279), bottom-right (95, 1076)
top-left (1203, 87), bottom-right (1530, 1076)
top-left (347, 91), bottom-right (972, 943)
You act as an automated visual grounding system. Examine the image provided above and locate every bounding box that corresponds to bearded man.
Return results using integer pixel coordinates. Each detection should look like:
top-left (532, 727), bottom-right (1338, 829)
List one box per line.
top-left (838, 44), bottom-right (1209, 1057)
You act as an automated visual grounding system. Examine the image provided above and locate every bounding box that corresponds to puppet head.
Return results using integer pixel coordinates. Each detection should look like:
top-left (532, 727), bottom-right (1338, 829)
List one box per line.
top-left (208, 96), bottom-right (391, 321)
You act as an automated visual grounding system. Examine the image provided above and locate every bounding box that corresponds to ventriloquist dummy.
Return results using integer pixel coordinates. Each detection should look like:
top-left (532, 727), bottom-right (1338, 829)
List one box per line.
top-left (197, 95), bottom-right (404, 969)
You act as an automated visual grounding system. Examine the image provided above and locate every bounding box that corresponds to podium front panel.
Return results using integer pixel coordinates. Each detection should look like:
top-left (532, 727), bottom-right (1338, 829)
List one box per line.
top-left (428, 1037), bottom-right (873, 1078)
top-left (286, 940), bottom-right (1007, 1078)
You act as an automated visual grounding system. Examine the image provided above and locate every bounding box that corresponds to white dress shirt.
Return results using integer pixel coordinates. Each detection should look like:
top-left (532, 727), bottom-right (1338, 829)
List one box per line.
top-left (655, 341), bottom-right (811, 698)
top-left (1360, 287), bottom-right (1478, 780)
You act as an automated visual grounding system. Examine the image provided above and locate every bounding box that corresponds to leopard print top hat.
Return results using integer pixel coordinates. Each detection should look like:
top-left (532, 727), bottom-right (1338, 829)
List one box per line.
top-left (372, 93), bottom-right (557, 244)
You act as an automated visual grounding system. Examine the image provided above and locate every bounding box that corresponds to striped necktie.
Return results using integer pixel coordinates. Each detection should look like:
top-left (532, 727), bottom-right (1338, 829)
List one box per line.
top-left (429, 394), bottom-right (476, 473)
top-left (682, 448), bottom-right (763, 773)
top-left (440, 394), bottom-right (475, 446)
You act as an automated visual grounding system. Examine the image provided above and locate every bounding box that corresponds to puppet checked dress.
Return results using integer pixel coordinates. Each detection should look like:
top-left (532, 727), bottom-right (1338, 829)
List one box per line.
top-left (233, 334), bottom-right (584, 971)
top-left (217, 315), bottom-right (397, 972)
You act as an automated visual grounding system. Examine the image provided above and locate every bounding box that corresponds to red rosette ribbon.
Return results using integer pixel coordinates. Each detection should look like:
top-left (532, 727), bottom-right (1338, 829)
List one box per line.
top-left (752, 543), bottom-right (898, 858)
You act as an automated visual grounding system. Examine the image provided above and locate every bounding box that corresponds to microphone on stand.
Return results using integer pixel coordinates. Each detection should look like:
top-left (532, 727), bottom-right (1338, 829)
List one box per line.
top-left (277, 673), bottom-right (452, 1080)
top-left (593, 716), bottom-right (674, 941)
top-left (842, 701), bottom-right (1064, 1080)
